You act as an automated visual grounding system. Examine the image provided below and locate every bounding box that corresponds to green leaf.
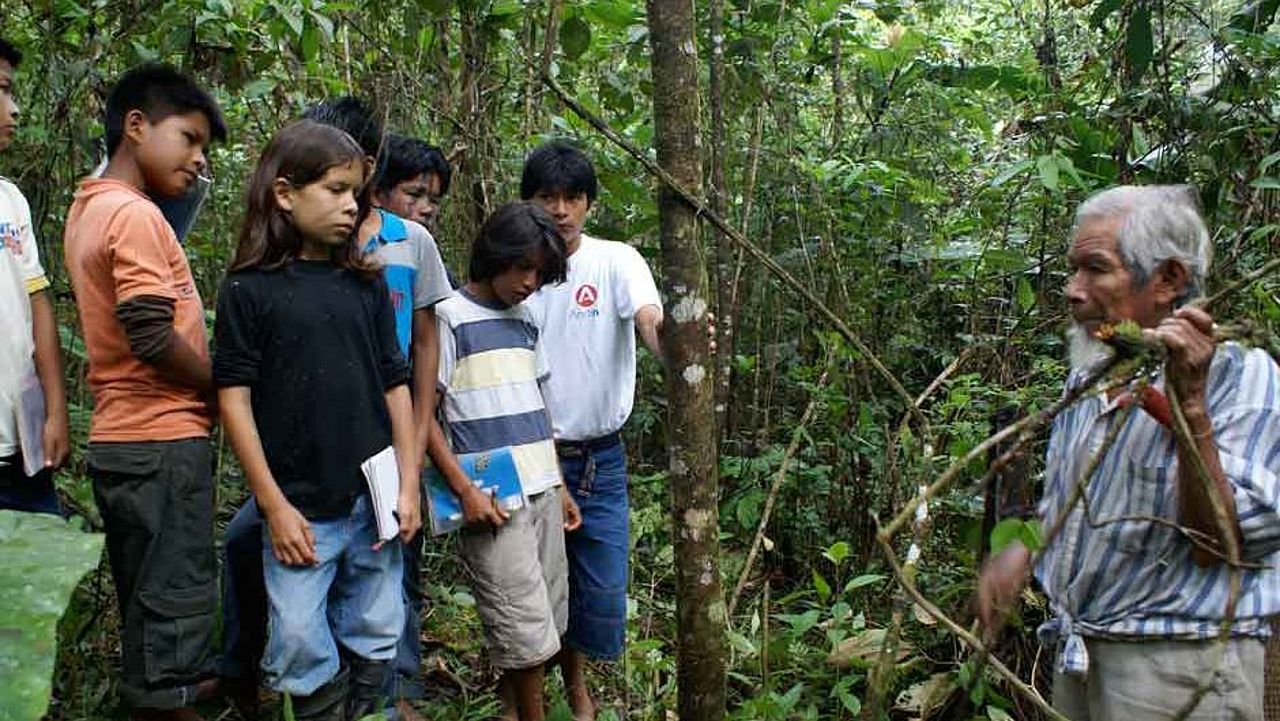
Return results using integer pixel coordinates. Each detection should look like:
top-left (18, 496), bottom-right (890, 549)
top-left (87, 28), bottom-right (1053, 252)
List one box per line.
top-left (843, 573), bottom-right (886, 593)
top-left (560, 15), bottom-right (592, 60)
top-left (1250, 177), bottom-right (1280, 190)
top-left (1125, 4), bottom-right (1154, 83)
top-left (836, 687), bottom-right (862, 714)
top-left (300, 22), bottom-right (321, 62)
top-left (823, 541), bottom-right (850, 566)
top-left (280, 6), bottom-right (304, 36)
top-left (1016, 277), bottom-right (1036, 312)
top-left (989, 518), bottom-right (1024, 554)
top-left (1018, 519), bottom-right (1044, 551)
top-left (1259, 152), bottom-right (1280, 175)
top-left (1090, 0), bottom-right (1124, 28)
top-left (987, 706), bottom-right (1016, 721)
top-left (0, 511), bottom-right (104, 718)
top-left (989, 159), bottom-right (1033, 188)
top-left (990, 518), bottom-right (1042, 554)
top-left (812, 569), bottom-right (832, 602)
top-left (1036, 154), bottom-right (1060, 192)
top-left (584, 0), bottom-right (637, 28)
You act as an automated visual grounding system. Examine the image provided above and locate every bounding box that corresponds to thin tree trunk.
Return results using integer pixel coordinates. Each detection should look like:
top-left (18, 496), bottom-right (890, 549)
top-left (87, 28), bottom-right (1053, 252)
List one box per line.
top-left (646, 0), bottom-right (727, 717)
top-left (708, 0), bottom-right (733, 445)
top-left (458, 2), bottom-right (491, 239)
top-left (831, 27), bottom-right (844, 148)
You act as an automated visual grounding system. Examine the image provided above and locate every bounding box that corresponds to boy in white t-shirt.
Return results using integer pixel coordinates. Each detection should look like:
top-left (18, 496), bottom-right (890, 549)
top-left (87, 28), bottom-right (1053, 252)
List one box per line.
top-left (521, 141), bottom-right (663, 720)
top-left (0, 37), bottom-right (69, 514)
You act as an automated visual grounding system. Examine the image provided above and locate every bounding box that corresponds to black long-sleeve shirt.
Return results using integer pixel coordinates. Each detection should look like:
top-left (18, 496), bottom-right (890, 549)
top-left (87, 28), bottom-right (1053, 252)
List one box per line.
top-left (214, 261), bottom-right (409, 519)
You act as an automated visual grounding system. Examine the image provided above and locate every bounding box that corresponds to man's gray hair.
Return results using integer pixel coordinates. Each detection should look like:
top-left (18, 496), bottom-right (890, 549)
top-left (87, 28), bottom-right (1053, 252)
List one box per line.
top-left (1074, 185), bottom-right (1212, 304)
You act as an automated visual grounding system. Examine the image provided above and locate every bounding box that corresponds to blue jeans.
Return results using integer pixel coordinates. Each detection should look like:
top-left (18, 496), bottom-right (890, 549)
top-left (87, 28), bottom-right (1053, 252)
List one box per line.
top-left (558, 436), bottom-right (629, 660)
top-left (220, 498), bottom-right (266, 680)
top-left (0, 453), bottom-right (60, 515)
top-left (223, 492), bottom-right (428, 701)
top-left (260, 495), bottom-right (404, 696)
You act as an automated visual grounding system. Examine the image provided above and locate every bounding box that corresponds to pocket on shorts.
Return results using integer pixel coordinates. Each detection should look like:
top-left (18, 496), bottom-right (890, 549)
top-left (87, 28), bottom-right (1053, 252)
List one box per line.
top-left (136, 585), bottom-right (216, 685)
top-left (87, 444), bottom-right (165, 483)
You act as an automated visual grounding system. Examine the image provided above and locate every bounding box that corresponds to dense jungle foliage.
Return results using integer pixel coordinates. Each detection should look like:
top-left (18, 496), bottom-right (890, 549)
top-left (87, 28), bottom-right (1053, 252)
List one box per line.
top-left (1, 0), bottom-right (1279, 718)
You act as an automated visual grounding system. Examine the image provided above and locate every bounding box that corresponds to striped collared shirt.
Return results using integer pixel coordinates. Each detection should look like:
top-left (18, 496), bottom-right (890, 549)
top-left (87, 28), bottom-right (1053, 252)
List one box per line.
top-left (1035, 343), bottom-right (1280, 675)
top-left (436, 288), bottom-right (561, 496)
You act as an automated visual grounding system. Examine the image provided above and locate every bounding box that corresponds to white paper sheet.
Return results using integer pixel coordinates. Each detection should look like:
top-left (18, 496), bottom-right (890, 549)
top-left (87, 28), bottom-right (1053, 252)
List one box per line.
top-left (360, 445), bottom-right (400, 542)
top-left (16, 370), bottom-right (45, 477)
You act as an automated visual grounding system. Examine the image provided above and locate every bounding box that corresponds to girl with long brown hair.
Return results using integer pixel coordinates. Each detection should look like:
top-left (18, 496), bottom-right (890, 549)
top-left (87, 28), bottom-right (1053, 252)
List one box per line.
top-left (213, 119), bottom-right (420, 721)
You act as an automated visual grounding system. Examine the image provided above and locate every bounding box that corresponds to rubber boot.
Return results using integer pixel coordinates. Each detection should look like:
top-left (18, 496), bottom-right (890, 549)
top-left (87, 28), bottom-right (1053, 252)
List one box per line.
top-left (290, 668), bottom-right (349, 721)
top-left (345, 656), bottom-right (389, 721)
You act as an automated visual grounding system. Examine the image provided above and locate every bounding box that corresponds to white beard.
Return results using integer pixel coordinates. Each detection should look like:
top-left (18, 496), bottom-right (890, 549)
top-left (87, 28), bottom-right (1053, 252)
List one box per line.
top-left (1067, 322), bottom-right (1114, 374)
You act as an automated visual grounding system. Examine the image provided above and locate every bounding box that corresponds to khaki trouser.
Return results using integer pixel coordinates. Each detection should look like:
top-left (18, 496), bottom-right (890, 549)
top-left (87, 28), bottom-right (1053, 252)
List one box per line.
top-left (1053, 637), bottom-right (1264, 721)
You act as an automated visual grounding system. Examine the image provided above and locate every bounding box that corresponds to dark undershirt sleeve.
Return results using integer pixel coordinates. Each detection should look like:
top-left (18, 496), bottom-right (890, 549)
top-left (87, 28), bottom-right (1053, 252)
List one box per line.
top-left (115, 294), bottom-right (176, 364)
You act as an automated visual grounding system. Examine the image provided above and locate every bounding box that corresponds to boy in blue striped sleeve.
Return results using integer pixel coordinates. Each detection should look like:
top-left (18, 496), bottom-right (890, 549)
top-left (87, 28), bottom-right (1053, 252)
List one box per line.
top-left (426, 201), bottom-right (582, 721)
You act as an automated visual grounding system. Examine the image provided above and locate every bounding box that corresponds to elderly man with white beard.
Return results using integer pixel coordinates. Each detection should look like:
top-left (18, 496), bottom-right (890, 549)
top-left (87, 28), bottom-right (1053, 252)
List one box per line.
top-left (977, 185), bottom-right (1280, 721)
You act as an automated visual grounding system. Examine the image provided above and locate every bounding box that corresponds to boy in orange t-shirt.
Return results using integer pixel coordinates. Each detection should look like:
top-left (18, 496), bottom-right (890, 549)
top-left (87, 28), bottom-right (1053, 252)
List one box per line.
top-left (62, 63), bottom-right (225, 720)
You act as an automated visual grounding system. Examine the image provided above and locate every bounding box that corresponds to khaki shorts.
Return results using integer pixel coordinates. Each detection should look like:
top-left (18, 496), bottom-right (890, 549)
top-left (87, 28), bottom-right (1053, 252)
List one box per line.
top-left (1053, 637), bottom-right (1264, 721)
top-left (459, 487), bottom-right (568, 670)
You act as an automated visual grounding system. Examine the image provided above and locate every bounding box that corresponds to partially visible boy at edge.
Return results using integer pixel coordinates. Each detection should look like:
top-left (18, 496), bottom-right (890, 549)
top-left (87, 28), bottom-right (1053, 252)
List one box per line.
top-left (0, 36), bottom-right (69, 514)
top-left (62, 63), bottom-right (226, 721)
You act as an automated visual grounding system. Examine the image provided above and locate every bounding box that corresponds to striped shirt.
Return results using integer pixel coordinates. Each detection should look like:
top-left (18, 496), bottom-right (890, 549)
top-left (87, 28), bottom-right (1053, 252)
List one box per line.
top-left (436, 288), bottom-right (560, 496)
top-left (1036, 342), bottom-right (1280, 675)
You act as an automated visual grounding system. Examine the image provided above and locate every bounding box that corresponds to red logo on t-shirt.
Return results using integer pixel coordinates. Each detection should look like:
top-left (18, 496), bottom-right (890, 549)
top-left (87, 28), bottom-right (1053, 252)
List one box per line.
top-left (575, 284), bottom-right (598, 308)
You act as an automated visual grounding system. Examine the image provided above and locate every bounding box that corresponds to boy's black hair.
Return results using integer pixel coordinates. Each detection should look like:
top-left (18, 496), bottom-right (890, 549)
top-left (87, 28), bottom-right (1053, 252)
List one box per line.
top-left (519, 140), bottom-right (598, 204)
top-left (105, 63), bottom-right (227, 157)
top-left (374, 134), bottom-right (452, 195)
top-left (0, 38), bottom-right (22, 68)
top-left (468, 202), bottom-right (568, 287)
top-left (303, 96), bottom-right (383, 159)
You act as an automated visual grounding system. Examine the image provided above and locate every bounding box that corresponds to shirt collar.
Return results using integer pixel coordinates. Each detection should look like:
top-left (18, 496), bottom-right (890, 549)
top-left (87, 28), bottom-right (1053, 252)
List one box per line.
top-left (364, 209), bottom-right (408, 253)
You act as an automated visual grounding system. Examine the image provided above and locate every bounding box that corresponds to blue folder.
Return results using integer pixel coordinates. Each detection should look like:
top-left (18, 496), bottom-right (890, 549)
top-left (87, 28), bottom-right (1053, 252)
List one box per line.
top-left (426, 446), bottom-right (525, 535)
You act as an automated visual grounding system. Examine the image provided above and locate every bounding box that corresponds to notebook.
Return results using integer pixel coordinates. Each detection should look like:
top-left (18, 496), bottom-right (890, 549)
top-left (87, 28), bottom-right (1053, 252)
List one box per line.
top-left (426, 446), bottom-right (524, 536)
top-left (16, 369), bottom-right (46, 477)
top-left (360, 446), bottom-right (401, 542)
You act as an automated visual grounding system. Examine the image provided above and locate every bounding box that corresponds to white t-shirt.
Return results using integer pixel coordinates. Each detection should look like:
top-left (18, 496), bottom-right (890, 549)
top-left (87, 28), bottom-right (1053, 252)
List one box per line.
top-left (531, 234), bottom-right (661, 441)
top-left (0, 177), bottom-right (49, 456)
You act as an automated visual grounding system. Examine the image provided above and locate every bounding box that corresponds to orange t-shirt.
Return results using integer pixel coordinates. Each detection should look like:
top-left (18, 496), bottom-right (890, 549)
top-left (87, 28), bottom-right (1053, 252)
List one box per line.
top-left (63, 178), bottom-right (212, 442)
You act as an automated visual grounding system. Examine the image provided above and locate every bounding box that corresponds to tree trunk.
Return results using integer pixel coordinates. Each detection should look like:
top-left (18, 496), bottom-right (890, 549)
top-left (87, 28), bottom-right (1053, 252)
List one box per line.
top-left (458, 2), bottom-right (492, 241)
top-left (708, 0), bottom-right (734, 445)
top-left (831, 27), bottom-right (844, 148)
top-left (646, 0), bottom-right (728, 718)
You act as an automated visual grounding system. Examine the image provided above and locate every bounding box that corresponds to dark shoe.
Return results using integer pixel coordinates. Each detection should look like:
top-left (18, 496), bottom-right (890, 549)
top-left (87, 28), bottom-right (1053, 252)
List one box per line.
top-left (292, 668), bottom-right (349, 721)
top-left (345, 657), bottom-right (389, 720)
top-left (222, 675), bottom-right (261, 721)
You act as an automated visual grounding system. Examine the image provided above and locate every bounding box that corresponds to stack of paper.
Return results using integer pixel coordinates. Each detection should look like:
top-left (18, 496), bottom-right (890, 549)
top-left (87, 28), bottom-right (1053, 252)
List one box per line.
top-left (360, 446), bottom-right (401, 542)
top-left (426, 447), bottom-right (525, 536)
top-left (16, 371), bottom-right (46, 477)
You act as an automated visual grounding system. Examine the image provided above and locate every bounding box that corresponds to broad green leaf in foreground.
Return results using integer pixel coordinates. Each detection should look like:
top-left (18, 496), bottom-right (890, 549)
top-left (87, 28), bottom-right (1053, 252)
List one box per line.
top-left (0, 511), bottom-right (104, 721)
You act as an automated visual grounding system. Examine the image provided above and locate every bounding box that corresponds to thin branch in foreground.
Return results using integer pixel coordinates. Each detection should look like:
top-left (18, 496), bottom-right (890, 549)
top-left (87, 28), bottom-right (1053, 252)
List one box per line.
top-left (873, 530), bottom-right (1070, 721)
top-left (727, 352), bottom-right (835, 619)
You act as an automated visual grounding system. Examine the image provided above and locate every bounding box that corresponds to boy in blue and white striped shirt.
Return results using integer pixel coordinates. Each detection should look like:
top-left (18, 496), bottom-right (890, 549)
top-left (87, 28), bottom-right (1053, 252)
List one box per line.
top-left (427, 201), bottom-right (582, 721)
